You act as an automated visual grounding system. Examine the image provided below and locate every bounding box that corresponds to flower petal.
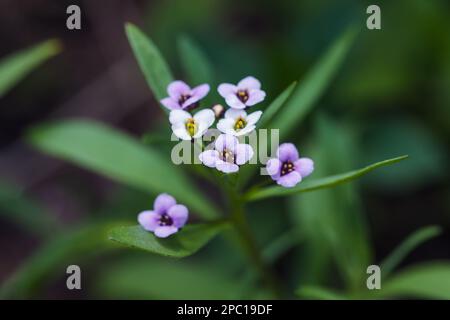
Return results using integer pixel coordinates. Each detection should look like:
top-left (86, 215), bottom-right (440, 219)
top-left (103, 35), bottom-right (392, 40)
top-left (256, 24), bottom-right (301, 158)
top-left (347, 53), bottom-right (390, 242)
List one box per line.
top-left (167, 204), bottom-right (188, 228)
top-left (238, 76), bottom-right (261, 90)
top-left (169, 109), bottom-right (192, 125)
top-left (160, 97), bottom-right (181, 110)
top-left (193, 109), bottom-right (215, 127)
top-left (191, 83), bottom-right (210, 99)
top-left (216, 160), bottom-right (239, 173)
top-left (138, 210), bottom-right (160, 231)
top-left (277, 171), bottom-right (302, 188)
top-left (215, 134), bottom-right (239, 153)
top-left (153, 193), bottom-right (177, 213)
top-left (199, 150), bottom-right (220, 167)
top-left (277, 143), bottom-right (299, 162)
top-left (234, 125), bottom-right (255, 136)
top-left (246, 89), bottom-right (266, 106)
top-left (154, 226), bottom-right (178, 238)
top-left (217, 118), bottom-right (235, 134)
top-left (246, 110), bottom-right (262, 125)
top-left (218, 83), bottom-right (237, 98)
top-left (235, 144), bottom-right (254, 165)
top-left (172, 124), bottom-right (192, 140)
top-left (224, 108), bottom-right (247, 120)
top-left (225, 94), bottom-right (246, 109)
top-left (168, 80), bottom-right (190, 98)
top-left (295, 157), bottom-right (314, 178)
top-left (266, 158), bottom-right (281, 176)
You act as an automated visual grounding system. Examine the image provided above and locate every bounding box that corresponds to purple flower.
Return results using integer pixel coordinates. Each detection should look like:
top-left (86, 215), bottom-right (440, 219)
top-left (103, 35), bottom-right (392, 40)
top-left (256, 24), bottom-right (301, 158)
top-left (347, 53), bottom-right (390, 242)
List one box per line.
top-left (137, 193), bottom-right (188, 238)
top-left (265, 143), bottom-right (314, 188)
top-left (199, 134), bottom-right (254, 173)
top-left (218, 76), bottom-right (266, 109)
top-left (160, 80), bottom-right (210, 110)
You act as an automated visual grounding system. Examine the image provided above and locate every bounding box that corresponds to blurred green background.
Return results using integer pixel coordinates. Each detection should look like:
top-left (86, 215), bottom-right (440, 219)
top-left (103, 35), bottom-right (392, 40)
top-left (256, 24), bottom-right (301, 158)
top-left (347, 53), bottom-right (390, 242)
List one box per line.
top-left (0, 0), bottom-right (449, 299)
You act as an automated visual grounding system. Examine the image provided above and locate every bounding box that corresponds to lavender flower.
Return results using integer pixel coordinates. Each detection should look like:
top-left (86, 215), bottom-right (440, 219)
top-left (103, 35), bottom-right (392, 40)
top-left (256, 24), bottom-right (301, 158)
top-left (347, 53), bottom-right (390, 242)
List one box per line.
top-left (218, 76), bottom-right (266, 109)
top-left (266, 143), bottom-right (314, 188)
top-left (199, 134), bottom-right (254, 173)
top-left (217, 109), bottom-right (262, 136)
top-left (161, 80), bottom-right (210, 110)
top-left (169, 109), bottom-right (215, 140)
top-left (138, 193), bottom-right (188, 238)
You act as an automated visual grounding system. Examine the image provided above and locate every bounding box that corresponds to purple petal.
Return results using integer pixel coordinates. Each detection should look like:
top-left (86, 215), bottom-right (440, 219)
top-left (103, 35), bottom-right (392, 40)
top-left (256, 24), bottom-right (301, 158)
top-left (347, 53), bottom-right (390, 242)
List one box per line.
top-left (224, 108), bottom-right (246, 119)
top-left (153, 193), bottom-right (176, 214)
top-left (154, 226), bottom-right (178, 238)
top-left (199, 150), bottom-right (219, 167)
top-left (168, 80), bottom-right (190, 98)
top-left (238, 76), bottom-right (261, 90)
top-left (225, 94), bottom-right (246, 109)
top-left (191, 84), bottom-right (210, 99)
top-left (277, 171), bottom-right (302, 188)
top-left (167, 204), bottom-right (188, 228)
top-left (295, 157), bottom-right (314, 178)
top-left (215, 134), bottom-right (239, 153)
top-left (246, 89), bottom-right (266, 106)
top-left (277, 143), bottom-right (299, 162)
top-left (266, 158), bottom-right (281, 177)
top-left (161, 97), bottom-right (181, 110)
top-left (235, 144), bottom-right (254, 165)
top-left (138, 210), bottom-right (160, 231)
top-left (216, 160), bottom-right (239, 173)
top-left (218, 83), bottom-right (237, 98)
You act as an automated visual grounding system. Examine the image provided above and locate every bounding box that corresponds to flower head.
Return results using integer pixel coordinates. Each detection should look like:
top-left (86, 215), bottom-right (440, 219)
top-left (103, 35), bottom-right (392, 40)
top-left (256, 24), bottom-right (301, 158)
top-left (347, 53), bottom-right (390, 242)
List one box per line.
top-left (138, 193), bottom-right (188, 238)
top-left (217, 109), bottom-right (262, 136)
top-left (218, 76), bottom-right (266, 109)
top-left (169, 109), bottom-right (215, 140)
top-left (161, 80), bottom-right (210, 110)
top-left (265, 143), bottom-right (314, 188)
top-left (199, 134), bottom-right (254, 173)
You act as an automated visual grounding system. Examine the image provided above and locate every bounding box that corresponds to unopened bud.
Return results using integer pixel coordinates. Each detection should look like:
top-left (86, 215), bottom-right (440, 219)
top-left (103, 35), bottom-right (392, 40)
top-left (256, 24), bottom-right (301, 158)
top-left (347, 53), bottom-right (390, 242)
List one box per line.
top-left (212, 104), bottom-right (225, 118)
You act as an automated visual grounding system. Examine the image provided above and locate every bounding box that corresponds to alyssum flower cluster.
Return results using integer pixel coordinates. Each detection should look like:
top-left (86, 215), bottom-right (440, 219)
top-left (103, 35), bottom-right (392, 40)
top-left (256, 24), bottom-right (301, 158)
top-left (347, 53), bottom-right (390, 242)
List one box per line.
top-left (138, 76), bottom-right (314, 237)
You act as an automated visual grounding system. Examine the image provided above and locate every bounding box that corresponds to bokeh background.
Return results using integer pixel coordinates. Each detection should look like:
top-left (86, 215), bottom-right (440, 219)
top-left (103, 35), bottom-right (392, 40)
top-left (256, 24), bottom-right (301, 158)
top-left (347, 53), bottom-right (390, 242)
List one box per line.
top-left (0, 0), bottom-right (449, 299)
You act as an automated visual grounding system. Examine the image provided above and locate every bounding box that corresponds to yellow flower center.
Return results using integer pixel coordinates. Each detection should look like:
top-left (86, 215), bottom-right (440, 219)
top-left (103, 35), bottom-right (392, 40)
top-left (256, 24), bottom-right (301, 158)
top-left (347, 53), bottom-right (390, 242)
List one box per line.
top-left (185, 118), bottom-right (197, 137)
top-left (234, 117), bottom-right (247, 131)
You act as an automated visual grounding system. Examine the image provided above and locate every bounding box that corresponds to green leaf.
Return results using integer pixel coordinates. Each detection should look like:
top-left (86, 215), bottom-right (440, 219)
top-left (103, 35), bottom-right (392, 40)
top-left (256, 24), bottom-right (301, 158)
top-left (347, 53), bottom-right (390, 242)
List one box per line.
top-left (108, 222), bottom-right (228, 257)
top-left (177, 35), bottom-right (214, 86)
top-left (0, 39), bottom-right (61, 97)
top-left (26, 120), bottom-right (219, 219)
top-left (269, 27), bottom-right (357, 140)
top-left (296, 285), bottom-right (348, 300)
top-left (245, 155), bottom-right (408, 202)
top-left (381, 226), bottom-right (442, 279)
top-left (125, 23), bottom-right (173, 103)
top-left (373, 263), bottom-right (450, 299)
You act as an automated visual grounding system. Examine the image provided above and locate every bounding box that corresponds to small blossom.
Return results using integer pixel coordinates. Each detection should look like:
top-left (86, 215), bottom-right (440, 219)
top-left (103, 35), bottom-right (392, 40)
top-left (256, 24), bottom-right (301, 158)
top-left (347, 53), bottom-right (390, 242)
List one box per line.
top-left (217, 109), bottom-right (262, 136)
top-left (161, 80), bottom-right (210, 110)
top-left (218, 76), bottom-right (266, 109)
top-left (169, 109), bottom-right (215, 140)
top-left (199, 134), bottom-right (254, 173)
top-left (138, 193), bottom-right (188, 238)
top-left (265, 143), bottom-right (314, 188)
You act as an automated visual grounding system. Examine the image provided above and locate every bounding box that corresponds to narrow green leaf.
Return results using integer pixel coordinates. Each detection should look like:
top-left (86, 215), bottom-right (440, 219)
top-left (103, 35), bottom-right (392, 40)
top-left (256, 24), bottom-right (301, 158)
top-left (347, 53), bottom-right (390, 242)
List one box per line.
top-left (125, 23), bottom-right (173, 103)
top-left (296, 285), bottom-right (348, 300)
top-left (269, 27), bottom-right (357, 140)
top-left (177, 35), bottom-right (214, 86)
top-left (0, 39), bottom-right (61, 97)
top-left (373, 263), bottom-right (450, 299)
top-left (26, 120), bottom-right (219, 219)
top-left (108, 222), bottom-right (228, 258)
top-left (381, 226), bottom-right (442, 279)
top-left (246, 155), bottom-right (408, 202)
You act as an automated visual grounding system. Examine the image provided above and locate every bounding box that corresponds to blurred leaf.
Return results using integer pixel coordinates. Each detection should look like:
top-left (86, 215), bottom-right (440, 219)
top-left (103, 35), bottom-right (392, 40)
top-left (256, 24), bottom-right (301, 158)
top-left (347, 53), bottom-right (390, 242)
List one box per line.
top-left (269, 27), bottom-right (357, 140)
top-left (0, 39), bottom-right (61, 97)
top-left (381, 226), bottom-right (442, 279)
top-left (0, 181), bottom-right (60, 237)
top-left (177, 35), bottom-right (214, 86)
top-left (373, 263), bottom-right (450, 299)
top-left (108, 222), bottom-right (228, 258)
top-left (246, 155), bottom-right (408, 202)
top-left (125, 23), bottom-right (173, 104)
top-left (26, 120), bottom-right (219, 219)
top-left (296, 285), bottom-right (347, 300)
top-left (95, 256), bottom-right (241, 299)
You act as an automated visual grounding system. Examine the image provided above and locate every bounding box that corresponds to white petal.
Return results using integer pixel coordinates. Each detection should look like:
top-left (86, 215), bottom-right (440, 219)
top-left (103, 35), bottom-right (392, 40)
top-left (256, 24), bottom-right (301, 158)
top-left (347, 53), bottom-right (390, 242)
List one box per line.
top-left (217, 118), bottom-right (235, 134)
top-left (246, 110), bottom-right (262, 125)
top-left (171, 124), bottom-right (191, 140)
top-left (238, 76), bottom-right (261, 90)
top-left (215, 134), bottom-right (239, 152)
top-left (169, 109), bottom-right (192, 125)
top-left (193, 109), bottom-right (215, 127)
top-left (235, 125), bottom-right (255, 136)
top-left (216, 160), bottom-right (239, 173)
top-left (218, 83), bottom-right (237, 98)
top-left (235, 144), bottom-right (254, 165)
top-left (225, 94), bottom-right (246, 109)
top-left (224, 108), bottom-right (247, 120)
top-left (199, 150), bottom-right (220, 168)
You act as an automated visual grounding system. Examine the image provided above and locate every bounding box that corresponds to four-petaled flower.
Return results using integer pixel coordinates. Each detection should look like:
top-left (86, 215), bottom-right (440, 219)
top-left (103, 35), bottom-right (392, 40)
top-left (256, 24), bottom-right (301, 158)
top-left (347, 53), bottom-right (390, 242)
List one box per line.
top-left (138, 193), bottom-right (188, 238)
top-left (161, 80), bottom-right (210, 110)
top-left (217, 109), bottom-right (262, 136)
top-left (218, 76), bottom-right (266, 109)
top-left (265, 143), bottom-right (314, 188)
top-left (169, 109), bottom-right (215, 140)
top-left (199, 134), bottom-right (254, 173)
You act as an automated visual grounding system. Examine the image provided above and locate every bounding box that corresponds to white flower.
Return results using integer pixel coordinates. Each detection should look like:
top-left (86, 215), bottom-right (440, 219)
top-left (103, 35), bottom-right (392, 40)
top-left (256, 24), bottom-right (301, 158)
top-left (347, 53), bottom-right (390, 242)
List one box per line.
top-left (217, 109), bottom-right (262, 136)
top-left (169, 109), bottom-right (215, 140)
